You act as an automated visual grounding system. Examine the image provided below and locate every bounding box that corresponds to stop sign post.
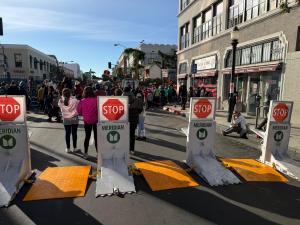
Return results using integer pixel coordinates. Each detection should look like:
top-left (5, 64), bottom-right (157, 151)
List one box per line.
top-left (0, 96), bottom-right (26, 123)
top-left (98, 96), bottom-right (128, 123)
top-left (190, 98), bottom-right (216, 121)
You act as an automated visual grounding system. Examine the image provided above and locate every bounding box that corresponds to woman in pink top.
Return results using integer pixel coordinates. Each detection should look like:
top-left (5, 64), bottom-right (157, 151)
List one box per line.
top-left (58, 88), bottom-right (79, 153)
top-left (77, 86), bottom-right (98, 159)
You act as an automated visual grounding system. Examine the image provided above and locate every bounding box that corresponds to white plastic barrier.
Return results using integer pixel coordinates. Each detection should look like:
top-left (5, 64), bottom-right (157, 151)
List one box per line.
top-left (0, 96), bottom-right (32, 207)
top-left (96, 96), bottom-right (135, 196)
top-left (259, 101), bottom-right (300, 180)
top-left (186, 97), bottom-right (240, 186)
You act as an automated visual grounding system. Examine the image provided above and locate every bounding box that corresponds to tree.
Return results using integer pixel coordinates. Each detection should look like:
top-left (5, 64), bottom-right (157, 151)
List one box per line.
top-left (124, 48), bottom-right (145, 80)
top-left (157, 50), bottom-right (177, 69)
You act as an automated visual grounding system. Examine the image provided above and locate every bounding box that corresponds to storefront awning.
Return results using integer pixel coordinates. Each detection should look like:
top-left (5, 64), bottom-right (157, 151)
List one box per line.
top-left (195, 70), bottom-right (217, 77)
top-left (222, 63), bottom-right (280, 75)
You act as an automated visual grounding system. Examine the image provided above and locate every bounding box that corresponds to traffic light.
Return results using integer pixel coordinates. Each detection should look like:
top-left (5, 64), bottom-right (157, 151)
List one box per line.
top-left (0, 18), bottom-right (3, 36)
top-left (108, 62), bottom-right (112, 69)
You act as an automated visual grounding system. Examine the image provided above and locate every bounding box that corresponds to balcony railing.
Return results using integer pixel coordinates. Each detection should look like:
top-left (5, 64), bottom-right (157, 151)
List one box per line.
top-left (193, 15), bottom-right (222, 44)
top-left (180, 33), bottom-right (190, 49)
top-left (181, 0), bottom-right (190, 11)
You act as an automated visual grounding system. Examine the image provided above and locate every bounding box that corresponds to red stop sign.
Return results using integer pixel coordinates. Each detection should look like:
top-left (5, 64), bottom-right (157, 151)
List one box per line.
top-left (193, 99), bottom-right (212, 119)
top-left (102, 99), bottom-right (125, 121)
top-left (272, 103), bottom-right (289, 122)
top-left (0, 97), bottom-right (21, 121)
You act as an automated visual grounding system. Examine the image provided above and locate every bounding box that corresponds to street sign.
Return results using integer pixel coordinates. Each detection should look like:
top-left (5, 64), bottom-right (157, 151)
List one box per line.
top-left (190, 98), bottom-right (216, 121)
top-left (191, 64), bottom-right (197, 74)
top-left (162, 69), bottom-right (169, 78)
top-left (270, 101), bottom-right (292, 123)
top-left (0, 135), bottom-right (16, 150)
top-left (274, 131), bottom-right (284, 142)
top-left (98, 96), bottom-right (128, 123)
top-left (197, 128), bottom-right (208, 140)
top-left (272, 103), bottom-right (289, 122)
top-left (0, 96), bottom-right (26, 123)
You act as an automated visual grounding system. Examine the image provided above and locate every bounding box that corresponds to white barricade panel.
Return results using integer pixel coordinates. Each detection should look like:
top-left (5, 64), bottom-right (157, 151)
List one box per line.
top-left (260, 101), bottom-right (300, 180)
top-left (0, 124), bottom-right (31, 207)
top-left (97, 123), bottom-right (130, 167)
top-left (96, 96), bottom-right (135, 196)
top-left (186, 97), bottom-right (240, 186)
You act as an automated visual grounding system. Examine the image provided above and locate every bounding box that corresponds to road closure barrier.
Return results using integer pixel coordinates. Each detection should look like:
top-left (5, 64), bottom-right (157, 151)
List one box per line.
top-left (258, 101), bottom-right (300, 180)
top-left (96, 96), bottom-right (135, 197)
top-left (0, 96), bottom-right (32, 207)
top-left (185, 97), bottom-right (240, 186)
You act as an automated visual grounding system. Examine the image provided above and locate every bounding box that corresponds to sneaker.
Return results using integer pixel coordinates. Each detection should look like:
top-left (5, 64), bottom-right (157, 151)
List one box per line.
top-left (142, 137), bottom-right (146, 141)
top-left (66, 148), bottom-right (71, 153)
top-left (130, 150), bottom-right (135, 155)
top-left (82, 153), bottom-right (89, 159)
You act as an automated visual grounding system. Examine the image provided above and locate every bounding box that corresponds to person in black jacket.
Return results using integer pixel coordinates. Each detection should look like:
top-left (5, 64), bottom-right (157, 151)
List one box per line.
top-left (7, 81), bottom-right (20, 95)
top-left (123, 87), bottom-right (143, 154)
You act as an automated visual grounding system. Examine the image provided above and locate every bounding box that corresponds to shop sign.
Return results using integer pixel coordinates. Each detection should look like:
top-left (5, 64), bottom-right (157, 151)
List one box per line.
top-left (195, 55), bottom-right (216, 71)
top-left (162, 69), bottom-right (168, 78)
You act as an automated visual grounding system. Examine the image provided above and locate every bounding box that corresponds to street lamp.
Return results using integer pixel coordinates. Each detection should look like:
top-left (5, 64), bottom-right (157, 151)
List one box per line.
top-left (227, 26), bottom-right (239, 122)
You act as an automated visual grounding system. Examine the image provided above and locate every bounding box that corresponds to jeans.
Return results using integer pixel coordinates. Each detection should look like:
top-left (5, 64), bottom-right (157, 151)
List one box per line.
top-left (84, 124), bottom-right (97, 154)
top-left (64, 124), bottom-right (78, 149)
top-left (137, 115), bottom-right (145, 137)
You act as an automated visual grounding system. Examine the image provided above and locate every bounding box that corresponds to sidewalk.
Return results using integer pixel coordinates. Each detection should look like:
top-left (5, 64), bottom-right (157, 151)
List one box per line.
top-left (163, 104), bottom-right (300, 153)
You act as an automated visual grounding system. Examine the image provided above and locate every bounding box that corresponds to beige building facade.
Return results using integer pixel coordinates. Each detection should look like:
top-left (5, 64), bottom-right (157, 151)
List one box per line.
top-left (0, 44), bottom-right (57, 83)
top-left (177, 0), bottom-right (300, 125)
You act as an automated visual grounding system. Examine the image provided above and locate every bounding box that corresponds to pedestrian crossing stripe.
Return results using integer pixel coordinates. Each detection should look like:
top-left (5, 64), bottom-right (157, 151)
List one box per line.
top-left (23, 165), bottom-right (91, 201)
top-left (221, 158), bottom-right (288, 182)
top-left (135, 160), bottom-right (199, 191)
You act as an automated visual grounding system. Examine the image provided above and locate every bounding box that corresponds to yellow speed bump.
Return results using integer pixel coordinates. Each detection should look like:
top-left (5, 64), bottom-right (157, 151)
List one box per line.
top-left (135, 160), bottom-right (199, 191)
top-left (23, 166), bottom-right (91, 201)
top-left (221, 159), bottom-right (288, 183)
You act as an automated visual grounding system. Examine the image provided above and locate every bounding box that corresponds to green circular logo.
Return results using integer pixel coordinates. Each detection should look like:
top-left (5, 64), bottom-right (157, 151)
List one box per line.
top-left (0, 135), bottom-right (16, 150)
top-left (274, 131), bottom-right (284, 142)
top-left (197, 128), bottom-right (208, 140)
top-left (107, 131), bottom-right (120, 144)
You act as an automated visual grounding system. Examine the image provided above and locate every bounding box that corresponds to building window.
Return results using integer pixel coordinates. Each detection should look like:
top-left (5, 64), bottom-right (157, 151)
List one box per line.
top-left (39, 60), bottom-right (43, 70)
top-left (245, 0), bottom-right (265, 21)
top-left (180, 23), bottom-right (189, 49)
top-left (34, 57), bottom-right (38, 69)
top-left (225, 39), bottom-right (283, 67)
top-left (47, 62), bottom-right (49, 71)
top-left (29, 55), bottom-right (33, 68)
top-left (212, 2), bottom-right (223, 36)
top-left (179, 62), bottom-right (188, 74)
top-left (228, 0), bottom-right (244, 28)
top-left (268, 0), bottom-right (280, 11)
top-left (14, 54), bottom-right (22, 68)
top-left (202, 9), bottom-right (213, 40)
top-left (296, 27), bottom-right (300, 51)
top-left (193, 15), bottom-right (202, 44)
top-left (181, 0), bottom-right (190, 11)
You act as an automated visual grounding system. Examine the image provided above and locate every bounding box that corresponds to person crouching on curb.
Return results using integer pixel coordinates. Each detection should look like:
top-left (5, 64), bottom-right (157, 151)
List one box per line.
top-left (77, 86), bottom-right (98, 159)
top-left (58, 88), bottom-right (79, 153)
top-left (222, 110), bottom-right (248, 139)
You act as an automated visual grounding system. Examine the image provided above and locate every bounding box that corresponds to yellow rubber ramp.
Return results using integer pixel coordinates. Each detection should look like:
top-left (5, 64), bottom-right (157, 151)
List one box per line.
top-left (23, 166), bottom-right (91, 201)
top-left (221, 159), bottom-right (288, 182)
top-left (135, 160), bottom-right (199, 191)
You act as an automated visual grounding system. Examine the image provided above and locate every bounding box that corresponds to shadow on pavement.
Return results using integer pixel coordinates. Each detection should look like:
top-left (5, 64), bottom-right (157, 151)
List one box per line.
top-left (145, 137), bottom-right (186, 152)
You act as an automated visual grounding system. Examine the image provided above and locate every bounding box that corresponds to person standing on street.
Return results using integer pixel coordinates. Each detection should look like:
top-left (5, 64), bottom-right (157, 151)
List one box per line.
top-left (179, 84), bottom-right (187, 110)
top-left (37, 84), bottom-right (45, 111)
top-left (123, 87), bottom-right (143, 154)
top-left (59, 88), bottom-right (79, 153)
top-left (77, 86), bottom-right (98, 159)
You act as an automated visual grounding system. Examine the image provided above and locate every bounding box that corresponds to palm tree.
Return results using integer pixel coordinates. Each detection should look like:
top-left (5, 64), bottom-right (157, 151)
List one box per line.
top-left (124, 48), bottom-right (145, 80)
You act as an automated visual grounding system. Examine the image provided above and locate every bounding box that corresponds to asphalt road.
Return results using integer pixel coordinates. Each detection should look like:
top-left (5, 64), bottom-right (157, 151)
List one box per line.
top-left (1, 109), bottom-right (300, 225)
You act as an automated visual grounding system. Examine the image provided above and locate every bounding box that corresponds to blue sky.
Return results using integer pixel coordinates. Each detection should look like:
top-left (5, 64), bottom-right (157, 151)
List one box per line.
top-left (0, 0), bottom-right (178, 76)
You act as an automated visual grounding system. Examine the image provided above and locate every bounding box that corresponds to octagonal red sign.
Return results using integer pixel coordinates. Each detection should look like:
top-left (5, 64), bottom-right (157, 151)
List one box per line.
top-left (272, 103), bottom-right (289, 122)
top-left (0, 97), bottom-right (21, 122)
top-left (102, 99), bottom-right (125, 121)
top-left (193, 99), bottom-right (212, 119)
